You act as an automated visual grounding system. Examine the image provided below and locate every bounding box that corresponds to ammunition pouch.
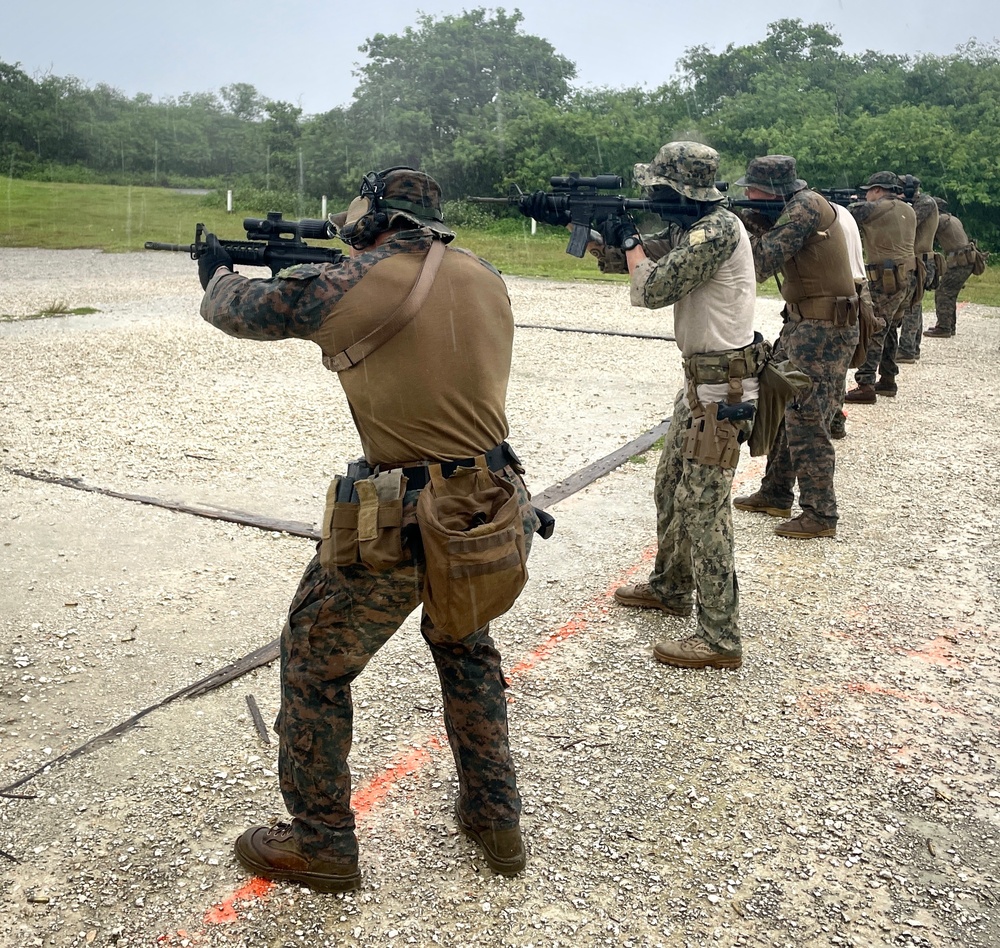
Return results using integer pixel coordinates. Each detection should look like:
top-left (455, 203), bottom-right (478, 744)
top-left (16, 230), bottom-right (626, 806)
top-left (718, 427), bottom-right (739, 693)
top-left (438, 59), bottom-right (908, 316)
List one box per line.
top-left (946, 244), bottom-right (979, 270)
top-left (683, 401), bottom-right (742, 469)
top-left (866, 258), bottom-right (915, 296)
top-left (320, 469), bottom-right (407, 573)
top-left (783, 295), bottom-right (859, 327)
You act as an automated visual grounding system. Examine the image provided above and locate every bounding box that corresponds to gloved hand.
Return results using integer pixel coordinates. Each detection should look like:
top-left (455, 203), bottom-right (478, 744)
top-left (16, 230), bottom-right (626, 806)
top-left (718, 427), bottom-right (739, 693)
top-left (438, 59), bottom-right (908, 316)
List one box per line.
top-left (600, 214), bottom-right (640, 249)
top-left (522, 190), bottom-right (570, 227)
top-left (198, 233), bottom-right (234, 290)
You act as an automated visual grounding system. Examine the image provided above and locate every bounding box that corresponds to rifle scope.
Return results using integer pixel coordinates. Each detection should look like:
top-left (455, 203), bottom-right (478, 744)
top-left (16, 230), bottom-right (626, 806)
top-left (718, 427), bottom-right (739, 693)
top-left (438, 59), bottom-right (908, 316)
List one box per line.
top-left (549, 174), bottom-right (624, 191)
top-left (243, 212), bottom-right (335, 242)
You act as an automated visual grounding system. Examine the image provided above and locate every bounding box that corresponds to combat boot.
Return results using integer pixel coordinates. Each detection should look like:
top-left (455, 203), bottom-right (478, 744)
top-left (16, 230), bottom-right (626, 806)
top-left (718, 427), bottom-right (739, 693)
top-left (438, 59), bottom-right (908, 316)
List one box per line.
top-left (613, 583), bottom-right (693, 616)
top-left (874, 377), bottom-right (897, 397)
top-left (895, 353), bottom-right (918, 364)
top-left (234, 823), bottom-right (361, 893)
top-left (455, 803), bottom-right (526, 876)
top-left (774, 514), bottom-right (836, 539)
top-left (844, 384), bottom-right (877, 404)
top-left (732, 491), bottom-right (792, 518)
top-left (923, 325), bottom-right (954, 337)
top-left (830, 411), bottom-right (847, 440)
top-left (653, 635), bottom-right (742, 670)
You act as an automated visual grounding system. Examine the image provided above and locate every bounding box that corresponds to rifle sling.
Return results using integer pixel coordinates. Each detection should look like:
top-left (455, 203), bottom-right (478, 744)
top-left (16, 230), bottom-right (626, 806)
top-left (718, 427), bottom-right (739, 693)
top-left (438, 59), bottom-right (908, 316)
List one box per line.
top-left (324, 239), bottom-right (446, 372)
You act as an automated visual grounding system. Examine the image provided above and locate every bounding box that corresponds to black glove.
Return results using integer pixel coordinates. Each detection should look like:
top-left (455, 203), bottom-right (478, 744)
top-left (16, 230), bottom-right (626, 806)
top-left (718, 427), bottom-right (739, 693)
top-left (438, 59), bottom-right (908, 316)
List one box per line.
top-left (198, 233), bottom-right (234, 290)
top-left (522, 190), bottom-right (570, 227)
top-left (600, 214), bottom-right (640, 249)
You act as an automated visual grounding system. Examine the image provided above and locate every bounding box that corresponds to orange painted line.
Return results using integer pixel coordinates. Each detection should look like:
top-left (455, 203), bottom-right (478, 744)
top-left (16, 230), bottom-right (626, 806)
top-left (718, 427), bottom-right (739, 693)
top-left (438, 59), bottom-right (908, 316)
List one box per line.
top-left (174, 452), bottom-right (766, 935)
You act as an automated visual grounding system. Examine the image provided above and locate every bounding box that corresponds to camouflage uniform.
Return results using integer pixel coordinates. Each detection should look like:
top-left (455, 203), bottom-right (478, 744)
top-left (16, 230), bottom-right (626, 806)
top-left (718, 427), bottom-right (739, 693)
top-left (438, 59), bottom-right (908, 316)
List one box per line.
top-left (201, 170), bottom-right (539, 868)
top-left (627, 156), bottom-right (757, 656)
top-left (734, 157), bottom-right (858, 531)
top-left (929, 203), bottom-right (976, 335)
top-left (898, 185), bottom-right (940, 359)
top-left (848, 174), bottom-right (917, 389)
top-left (279, 477), bottom-right (539, 860)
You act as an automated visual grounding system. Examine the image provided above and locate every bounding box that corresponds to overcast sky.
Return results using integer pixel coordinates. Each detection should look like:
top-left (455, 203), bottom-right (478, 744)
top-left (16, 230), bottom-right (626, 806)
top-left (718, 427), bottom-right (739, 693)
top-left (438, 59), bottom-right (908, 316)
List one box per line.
top-left (3, 1), bottom-right (998, 116)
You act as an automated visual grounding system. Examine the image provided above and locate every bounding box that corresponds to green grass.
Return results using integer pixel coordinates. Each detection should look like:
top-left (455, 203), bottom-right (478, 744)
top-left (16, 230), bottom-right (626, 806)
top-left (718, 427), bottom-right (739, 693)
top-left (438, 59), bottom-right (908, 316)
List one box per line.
top-left (2, 179), bottom-right (999, 305)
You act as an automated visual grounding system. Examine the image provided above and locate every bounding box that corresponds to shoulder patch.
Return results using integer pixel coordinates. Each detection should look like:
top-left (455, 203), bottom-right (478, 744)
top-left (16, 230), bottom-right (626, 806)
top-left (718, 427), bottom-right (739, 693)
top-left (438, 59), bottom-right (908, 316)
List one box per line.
top-left (276, 264), bottom-right (323, 280)
top-left (689, 229), bottom-right (707, 246)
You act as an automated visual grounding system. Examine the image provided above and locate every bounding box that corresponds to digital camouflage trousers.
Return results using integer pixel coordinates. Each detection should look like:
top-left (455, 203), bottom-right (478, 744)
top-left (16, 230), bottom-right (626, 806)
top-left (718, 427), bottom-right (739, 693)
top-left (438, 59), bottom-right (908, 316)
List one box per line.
top-left (276, 468), bottom-right (538, 859)
top-left (760, 319), bottom-right (857, 528)
top-left (933, 262), bottom-right (974, 332)
top-left (647, 391), bottom-right (748, 656)
top-left (855, 272), bottom-right (916, 387)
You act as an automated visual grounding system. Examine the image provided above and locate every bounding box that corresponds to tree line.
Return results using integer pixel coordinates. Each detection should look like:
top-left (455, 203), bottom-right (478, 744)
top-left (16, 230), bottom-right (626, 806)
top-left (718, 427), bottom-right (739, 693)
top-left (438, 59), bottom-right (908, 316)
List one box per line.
top-left (2, 11), bottom-right (997, 246)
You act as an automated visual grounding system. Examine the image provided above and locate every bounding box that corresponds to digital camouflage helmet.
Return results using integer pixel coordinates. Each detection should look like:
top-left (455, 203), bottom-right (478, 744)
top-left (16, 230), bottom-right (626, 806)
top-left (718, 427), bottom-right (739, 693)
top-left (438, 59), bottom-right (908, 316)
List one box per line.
top-left (633, 141), bottom-right (726, 202)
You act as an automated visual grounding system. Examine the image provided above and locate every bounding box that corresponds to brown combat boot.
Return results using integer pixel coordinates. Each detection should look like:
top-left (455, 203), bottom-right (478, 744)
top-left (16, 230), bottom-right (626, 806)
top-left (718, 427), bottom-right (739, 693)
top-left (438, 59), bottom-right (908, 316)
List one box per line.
top-left (844, 384), bottom-right (877, 404)
top-left (774, 514), bottom-right (836, 539)
top-left (233, 824), bottom-right (361, 893)
top-left (874, 377), bottom-right (897, 397)
top-left (923, 325), bottom-right (954, 337)
top-left (455, 804), bottom-right (526, 876)
top-left (653, 635), bottom-right (742, 670)
top-left (732, 491), bottom-right (792, 518)
top-left (613, 583), bottom-right (693, 616)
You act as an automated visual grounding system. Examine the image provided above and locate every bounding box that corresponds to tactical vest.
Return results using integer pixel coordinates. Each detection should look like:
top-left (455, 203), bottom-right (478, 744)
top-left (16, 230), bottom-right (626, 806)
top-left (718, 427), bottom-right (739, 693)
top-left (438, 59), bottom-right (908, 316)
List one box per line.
top-left (936, 213), bottom-right (972, 255)
top-left (780, 191), bottom-right (856, 321)
top-left (860, 198), bottom-right (916, 268)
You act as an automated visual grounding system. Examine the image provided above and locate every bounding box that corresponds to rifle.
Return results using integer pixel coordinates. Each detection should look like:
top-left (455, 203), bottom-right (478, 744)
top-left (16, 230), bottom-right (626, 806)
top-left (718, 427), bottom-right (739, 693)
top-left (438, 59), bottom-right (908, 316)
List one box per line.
top-left (816, 187), bottom-right (860, 207)
top-left (470, 175), bottom-right (797, 256)
top-left (144, 212), bottom-right (345, 276)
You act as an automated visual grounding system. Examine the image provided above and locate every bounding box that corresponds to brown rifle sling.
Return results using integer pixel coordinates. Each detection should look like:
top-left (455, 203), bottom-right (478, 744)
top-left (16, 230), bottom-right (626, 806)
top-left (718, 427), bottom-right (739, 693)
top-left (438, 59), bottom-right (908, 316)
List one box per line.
top-left (325, 239), bottom-right (446, 372)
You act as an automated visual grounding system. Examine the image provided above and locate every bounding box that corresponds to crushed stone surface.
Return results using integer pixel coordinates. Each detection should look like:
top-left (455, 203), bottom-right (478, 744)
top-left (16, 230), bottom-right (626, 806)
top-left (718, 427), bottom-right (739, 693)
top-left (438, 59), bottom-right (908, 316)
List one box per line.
top-left (0, 247), bottom-right (998, 947)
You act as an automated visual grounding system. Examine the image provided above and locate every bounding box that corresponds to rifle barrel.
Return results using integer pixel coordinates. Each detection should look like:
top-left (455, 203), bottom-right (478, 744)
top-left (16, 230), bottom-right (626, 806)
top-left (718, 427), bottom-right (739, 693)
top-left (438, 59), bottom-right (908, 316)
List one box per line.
top-left (145, 241), bottom-right (195, 252)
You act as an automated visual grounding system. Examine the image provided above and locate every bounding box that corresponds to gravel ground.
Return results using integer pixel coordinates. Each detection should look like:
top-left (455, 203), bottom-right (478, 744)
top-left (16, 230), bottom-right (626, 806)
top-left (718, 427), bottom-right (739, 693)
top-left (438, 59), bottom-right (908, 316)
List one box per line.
top-left (0, 248), bottom-right (998, 948)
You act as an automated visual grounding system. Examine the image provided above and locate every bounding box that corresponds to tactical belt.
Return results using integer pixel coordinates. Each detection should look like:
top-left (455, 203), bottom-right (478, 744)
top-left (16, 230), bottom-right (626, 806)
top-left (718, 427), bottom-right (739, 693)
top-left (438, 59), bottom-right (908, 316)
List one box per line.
top-left (946, 245), bottom-right (976, 266)
top-left (681, 334), bottom-right (769, 387)
top-left (784, 295), bottom-right (859, 325)
top-left (372, 443), bottom-right (511, 491)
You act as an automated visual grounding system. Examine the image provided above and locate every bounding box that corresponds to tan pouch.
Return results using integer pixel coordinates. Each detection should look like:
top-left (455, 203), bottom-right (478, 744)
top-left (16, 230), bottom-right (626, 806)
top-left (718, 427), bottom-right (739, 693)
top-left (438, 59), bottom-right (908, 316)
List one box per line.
top-left (747, 359), bottom-right (813, 456)
top-left (683, 402), bottom-right (742, 469)
top-left (850, 282), bottom-right (884, 369)
top-left (319, 472), bottom-right (406, 572)
top-left (971, 241), bottom-right (989, 276)
top-left (416, 459), bottom-right (528, 640)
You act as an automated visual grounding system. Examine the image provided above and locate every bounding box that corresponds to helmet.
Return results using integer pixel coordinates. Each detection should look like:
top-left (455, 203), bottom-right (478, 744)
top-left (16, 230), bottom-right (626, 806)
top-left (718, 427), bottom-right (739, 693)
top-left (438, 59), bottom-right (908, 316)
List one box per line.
top-left (633, 141), bottom-right (725, 202)
top-left (859, 171), bottom-right (903, 193)
top-left (734, 155), bottom-right (807, 196)
top-left (332, 167), bottom-right (455, 248)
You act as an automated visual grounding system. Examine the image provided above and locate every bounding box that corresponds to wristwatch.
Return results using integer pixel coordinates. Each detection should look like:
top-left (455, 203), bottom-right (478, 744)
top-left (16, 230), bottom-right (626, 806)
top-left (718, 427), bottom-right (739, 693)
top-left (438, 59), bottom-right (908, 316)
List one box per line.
top-left (622, 235), bottom-right (642, 251)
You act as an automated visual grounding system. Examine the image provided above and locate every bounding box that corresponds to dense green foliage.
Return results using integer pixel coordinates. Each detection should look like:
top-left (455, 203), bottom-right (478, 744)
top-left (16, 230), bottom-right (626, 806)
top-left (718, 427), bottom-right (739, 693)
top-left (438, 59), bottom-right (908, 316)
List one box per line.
top-left (2, 11), bottom-right (998, 246)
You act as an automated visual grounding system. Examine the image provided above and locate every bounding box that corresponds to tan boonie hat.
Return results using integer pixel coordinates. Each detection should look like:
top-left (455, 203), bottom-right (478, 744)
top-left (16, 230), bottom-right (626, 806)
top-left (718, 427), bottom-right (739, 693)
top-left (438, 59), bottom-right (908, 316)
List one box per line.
top-left (330, 167), bottom-right (455, 241)
top-left (734, 155), bottom-right (807, 196)
top-left (859, 171), bottom-right (902, 193)
top-left (633, 141), bottom-right (726, 202)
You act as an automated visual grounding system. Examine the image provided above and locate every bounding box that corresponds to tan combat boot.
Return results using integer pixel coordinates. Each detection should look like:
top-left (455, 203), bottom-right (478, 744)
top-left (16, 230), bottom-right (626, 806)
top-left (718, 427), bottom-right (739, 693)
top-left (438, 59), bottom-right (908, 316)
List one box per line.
top-left (653, 635), bottom-right (742, 670)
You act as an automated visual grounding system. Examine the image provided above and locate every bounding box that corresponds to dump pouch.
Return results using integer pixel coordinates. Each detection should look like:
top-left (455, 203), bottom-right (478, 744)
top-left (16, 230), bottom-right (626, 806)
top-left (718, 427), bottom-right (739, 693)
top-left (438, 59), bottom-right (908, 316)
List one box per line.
top-left (747, 359), bottom-right (813, 457)
top-left (971, 241), bottom-right (990, 276)
top-left (416, 458), bottom-right (528, 640)
top-left (850, 281), bottom-right (883, 369)
top-left (319, 469), bottom-right (406, 572)
top-left (683, 402), bottom-right (742, 469)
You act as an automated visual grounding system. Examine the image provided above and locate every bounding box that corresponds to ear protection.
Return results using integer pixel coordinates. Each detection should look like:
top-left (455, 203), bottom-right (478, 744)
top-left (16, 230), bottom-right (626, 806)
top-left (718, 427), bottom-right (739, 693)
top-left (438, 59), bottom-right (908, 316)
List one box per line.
top-left (339, 166), bottom-right (415, 249)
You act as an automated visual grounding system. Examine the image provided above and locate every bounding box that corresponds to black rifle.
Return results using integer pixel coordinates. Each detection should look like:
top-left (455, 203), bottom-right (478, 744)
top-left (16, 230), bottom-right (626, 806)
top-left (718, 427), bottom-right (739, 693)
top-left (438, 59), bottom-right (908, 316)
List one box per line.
top-left (144, 212), bottom-right (345, 276)
top-left (816, 187), bottom-right (860, 207)
top-left (470, 175), bottom-right (801, 256)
